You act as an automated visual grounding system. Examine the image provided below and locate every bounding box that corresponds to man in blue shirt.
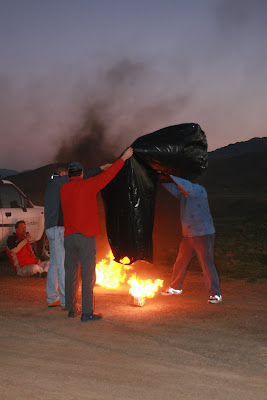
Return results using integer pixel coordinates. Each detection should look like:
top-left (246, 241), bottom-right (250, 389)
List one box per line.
top-left (161, 175), bottom-right (222, 304)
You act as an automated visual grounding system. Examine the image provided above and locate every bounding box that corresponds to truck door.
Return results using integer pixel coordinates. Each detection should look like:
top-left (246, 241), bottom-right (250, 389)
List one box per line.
top-left (0, 183), bottom-right (40, 245)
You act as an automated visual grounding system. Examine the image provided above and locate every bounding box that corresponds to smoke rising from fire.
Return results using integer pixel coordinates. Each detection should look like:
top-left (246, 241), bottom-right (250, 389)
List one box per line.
top-left (54, 108), bottom-right (116, 168)
top-left (54, 59), bottom-right (192, 168)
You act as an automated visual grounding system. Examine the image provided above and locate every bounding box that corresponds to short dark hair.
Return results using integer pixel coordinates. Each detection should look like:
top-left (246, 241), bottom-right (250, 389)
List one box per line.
top-left (15, 220), bottom-right (25, 229)
top-left (68, 170), bottom-right (83, 177)
top-left (55, 165), bottom-right (68, 175)
top-left (68, 162), bottom-right (84, 177)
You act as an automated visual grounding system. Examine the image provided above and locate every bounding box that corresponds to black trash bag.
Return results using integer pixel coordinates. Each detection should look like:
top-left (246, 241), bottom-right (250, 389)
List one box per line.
top-left (101, 156), bottom-right (158, 264)
top-left (132, 122), bottom-right (208, 179)
top-left (101, 123), bottom-right (207, 264)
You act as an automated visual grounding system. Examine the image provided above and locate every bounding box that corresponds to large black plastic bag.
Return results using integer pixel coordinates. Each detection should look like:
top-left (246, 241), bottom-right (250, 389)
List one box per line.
top-left (101, 156), bottom-right (158, 264)
top-left (132, 123), bottom-right (208, 177)
top-left (101, 123), bottom-right (207, 264)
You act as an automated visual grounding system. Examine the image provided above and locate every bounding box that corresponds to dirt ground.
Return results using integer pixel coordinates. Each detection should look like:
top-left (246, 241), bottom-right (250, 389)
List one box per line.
top-left (0, 257), bottom-right (266, 400)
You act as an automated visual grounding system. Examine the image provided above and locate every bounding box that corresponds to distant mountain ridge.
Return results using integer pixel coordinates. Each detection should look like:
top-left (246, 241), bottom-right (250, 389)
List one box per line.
top-left (209, 137), bottom-right (267, 160)
top-left (3, 163), bottom-right (67, 205)
top-left (0, 168), bottom-right (19, 178)
top-left (196, 137), bottom-right (267, 194)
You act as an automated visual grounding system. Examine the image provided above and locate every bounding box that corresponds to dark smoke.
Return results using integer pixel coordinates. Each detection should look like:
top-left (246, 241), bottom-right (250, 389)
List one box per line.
top-left (54, 58), bottom-right (192, 168)
top-left (54, 60), bottom-right (149, 167)
top-left (54, 107), bottom-right (118, 168)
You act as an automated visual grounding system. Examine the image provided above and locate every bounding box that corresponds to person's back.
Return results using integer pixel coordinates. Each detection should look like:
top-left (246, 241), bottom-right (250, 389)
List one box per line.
top-left (60, 159), bottom-right (124, 238)
top-left (61, 147), bottom-right (133, 321)
top-left (163, 176), bottom-right (215, 237)
top-left (44, 167), bottom-right (69, 307)
top-left (44, 173), bottom-right (69, 230)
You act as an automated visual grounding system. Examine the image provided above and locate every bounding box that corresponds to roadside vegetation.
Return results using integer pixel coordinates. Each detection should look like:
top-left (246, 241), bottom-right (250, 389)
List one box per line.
top-left (214, 215), bottom-right (267, 280)
top-left (179, 214), bottom-right (267, 281)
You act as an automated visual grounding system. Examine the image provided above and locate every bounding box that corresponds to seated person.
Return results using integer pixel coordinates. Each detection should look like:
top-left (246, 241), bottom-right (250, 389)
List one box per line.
top-left (6, 220), bottom-right (49, 278)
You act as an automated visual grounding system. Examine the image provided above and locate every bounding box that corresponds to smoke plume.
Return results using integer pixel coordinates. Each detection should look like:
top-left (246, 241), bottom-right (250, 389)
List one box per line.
top-left (54, 59), bottom-right (192, 168)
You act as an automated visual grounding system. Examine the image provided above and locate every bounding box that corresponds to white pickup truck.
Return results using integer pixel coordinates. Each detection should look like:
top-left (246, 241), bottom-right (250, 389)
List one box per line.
top-left (0, 179), bottom-right (49, 259)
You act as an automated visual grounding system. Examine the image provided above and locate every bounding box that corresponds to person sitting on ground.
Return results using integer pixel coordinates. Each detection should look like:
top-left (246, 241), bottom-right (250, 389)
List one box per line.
top-left (6, 220), bottom-right (49, 278)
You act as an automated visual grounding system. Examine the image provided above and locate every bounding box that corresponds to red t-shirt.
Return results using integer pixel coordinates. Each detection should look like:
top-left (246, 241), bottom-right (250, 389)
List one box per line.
top-left (6, 233), bottom-right (38, 273)
top-left (60, 158), bottom-right (124, 237)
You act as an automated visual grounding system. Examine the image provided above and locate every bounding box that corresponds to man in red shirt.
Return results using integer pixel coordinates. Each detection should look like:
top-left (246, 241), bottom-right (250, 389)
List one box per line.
top-left (60, 147), bottom-right (133, 321)
top-left (7, 220), bottom-right (49, 277)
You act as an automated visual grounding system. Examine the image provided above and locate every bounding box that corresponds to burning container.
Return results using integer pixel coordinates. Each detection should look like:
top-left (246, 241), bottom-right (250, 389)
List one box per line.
top-left (131, 296), bottom-right (146, 307)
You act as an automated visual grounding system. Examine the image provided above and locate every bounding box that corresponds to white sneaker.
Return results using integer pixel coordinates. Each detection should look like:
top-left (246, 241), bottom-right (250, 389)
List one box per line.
top-left (208, 295), bottom-right (222, 304)
top-left (161, 288), bottom-right (183, 296)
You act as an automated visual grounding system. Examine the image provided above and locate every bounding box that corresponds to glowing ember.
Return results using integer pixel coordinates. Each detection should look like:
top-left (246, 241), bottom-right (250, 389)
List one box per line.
top-left (120, 256), bottom-right (131, 264)
top-left (127, 273), bottom-right (163, 299)
top-left (96, 250), bottom-right (132, 288)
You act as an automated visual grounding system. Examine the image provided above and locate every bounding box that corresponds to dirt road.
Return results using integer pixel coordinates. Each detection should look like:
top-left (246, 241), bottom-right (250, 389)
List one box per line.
top-left (0, 258), bottom-right (266, 400)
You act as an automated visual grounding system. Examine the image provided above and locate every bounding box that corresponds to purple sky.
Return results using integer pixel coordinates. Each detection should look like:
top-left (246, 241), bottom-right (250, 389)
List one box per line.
top-left (1, 0), bottom-right (266, 171)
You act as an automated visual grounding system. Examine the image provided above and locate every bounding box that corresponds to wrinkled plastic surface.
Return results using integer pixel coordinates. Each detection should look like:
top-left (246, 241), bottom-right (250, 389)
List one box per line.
top-left (101, 123), bottom-right (207, 264)
top-left (101, 156), bottom-right (158, 264)
top-left (133, 123), bottom-right (208, 178)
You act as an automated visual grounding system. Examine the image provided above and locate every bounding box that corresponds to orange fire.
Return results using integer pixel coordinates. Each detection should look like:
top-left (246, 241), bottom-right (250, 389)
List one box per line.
top-left (127, 273), bottom-right (163, 298)
top-left (95, 251), bottom-right (164, 302)
top-left (96, 250), bottom-right (132, 288)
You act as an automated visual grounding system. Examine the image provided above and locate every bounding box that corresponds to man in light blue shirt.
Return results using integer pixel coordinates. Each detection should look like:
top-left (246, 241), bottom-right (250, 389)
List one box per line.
top-left (161, 175), bottom-right (222, 303)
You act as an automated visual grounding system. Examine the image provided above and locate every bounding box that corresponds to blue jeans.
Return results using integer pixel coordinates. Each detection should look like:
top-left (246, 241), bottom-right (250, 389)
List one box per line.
top-left (46, 226), bottom-right (65, 306)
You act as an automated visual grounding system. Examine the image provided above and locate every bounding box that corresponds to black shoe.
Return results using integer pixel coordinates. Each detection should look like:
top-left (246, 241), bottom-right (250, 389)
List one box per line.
top-left (81, 313), bottom-right (103, 322)
top-left (68, 310), bottom-right (78, 318)
top-left (34, 272), bottom-right (41, 278)
top-left (41, 272), bottom-right (47, 278)
top-left (68, 308), bottom-right (81, 318)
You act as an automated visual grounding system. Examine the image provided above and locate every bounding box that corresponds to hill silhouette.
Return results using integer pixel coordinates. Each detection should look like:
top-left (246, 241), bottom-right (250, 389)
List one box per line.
top-left (197, 151), bottom-right (266, 194)
top-left (0, 168), bottom-right (19, 178)
top-left (208, 137), bottom-right (267, 160)
top-left (4, 163), bottom-right (68, 205)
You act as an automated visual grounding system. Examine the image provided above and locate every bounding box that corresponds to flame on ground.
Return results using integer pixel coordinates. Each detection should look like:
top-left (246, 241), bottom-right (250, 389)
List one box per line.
top-left (127, 273), bottom-right (163, 298)
top-left (95, 251), bottom-right (164, 300)
top-left (96, 250), bottom-right (132, 288)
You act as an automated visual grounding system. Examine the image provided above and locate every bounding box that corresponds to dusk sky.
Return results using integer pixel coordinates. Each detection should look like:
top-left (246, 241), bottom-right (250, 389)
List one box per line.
top-left (1, 0), bottom-right (266, 171)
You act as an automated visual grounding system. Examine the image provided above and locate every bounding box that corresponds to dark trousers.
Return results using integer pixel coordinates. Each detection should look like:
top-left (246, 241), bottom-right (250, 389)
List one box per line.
top-left (170, 234), bottom-right (221, 296)
top-left (64, 234), bottom-right (96, 314)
